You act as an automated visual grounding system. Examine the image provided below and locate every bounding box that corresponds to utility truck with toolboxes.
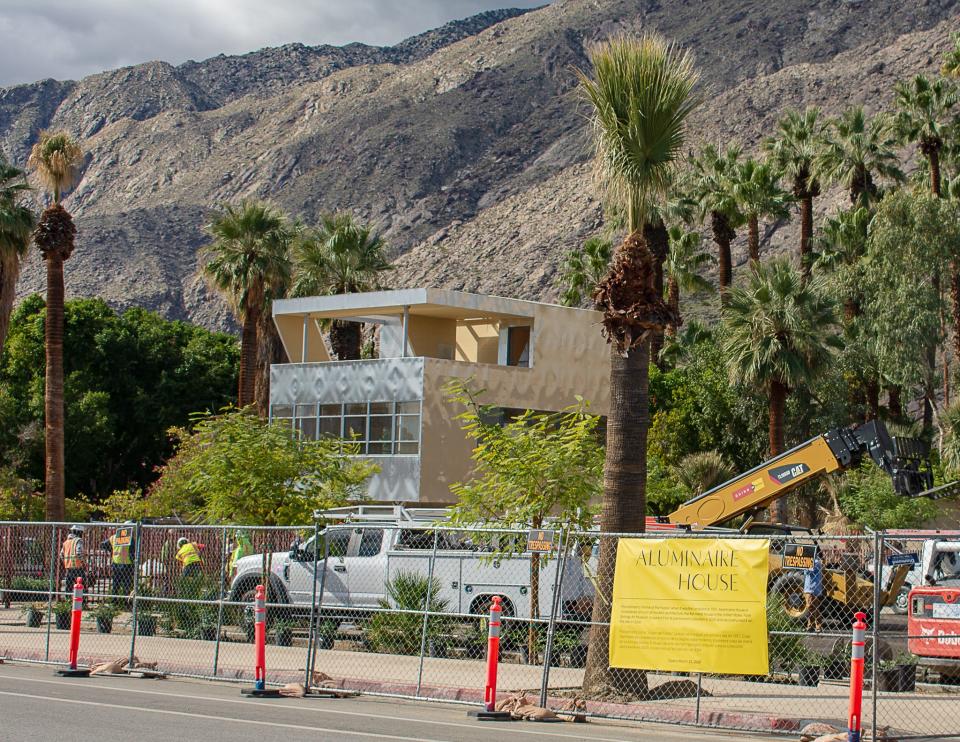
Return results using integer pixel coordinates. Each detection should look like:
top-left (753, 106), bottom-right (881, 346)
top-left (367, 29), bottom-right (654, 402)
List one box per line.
top-left (228, 506), bottom-right (594, 651)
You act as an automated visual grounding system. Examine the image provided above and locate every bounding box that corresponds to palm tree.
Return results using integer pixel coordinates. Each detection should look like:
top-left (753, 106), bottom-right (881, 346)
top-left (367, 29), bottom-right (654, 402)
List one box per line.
top-left (673, 450), bottom-right (735, 497)
top-left (817, 107), bottom-right (903, 207)
top-left (27, 131), bottom-right (84, 522)
top-left (557, 236), bottom-right (612, 307)
top-left (201, 201), bottom-right (292, 411)
top-left (577, 32), bottom-right (698, 696)
top-left (722, 258), bottom-right (839, 522)
top-left (731, 158), bottom-right (791, 264)
top-left (812, 206), bottom-right (871, 321)
top-left (689, 143), bottom-right (743, 297)
top-left (764, 108), bottom-right (827, 279)
top-left (663, 225), bottom-right (712, 336)
top-left (894, 75), bottom-right (957, 197)
top-left (941, 32), bottom-right (960, 79)
top-left (0, 158), bottom-right (36, 355)
top-left (291, 212), bottom-right (392, 360)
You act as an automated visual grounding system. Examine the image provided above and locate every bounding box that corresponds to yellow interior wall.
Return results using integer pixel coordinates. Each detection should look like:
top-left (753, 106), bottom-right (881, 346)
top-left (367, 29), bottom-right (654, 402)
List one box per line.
top-left (407, 316), bottom-right (457, 359)
top-left (455, 321), bottom-right (500, 363)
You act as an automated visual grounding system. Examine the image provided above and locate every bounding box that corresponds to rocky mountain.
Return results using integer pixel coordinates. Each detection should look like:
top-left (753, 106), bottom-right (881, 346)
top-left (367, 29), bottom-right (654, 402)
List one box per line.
top-left (1, 0), bottom-right (958, 329)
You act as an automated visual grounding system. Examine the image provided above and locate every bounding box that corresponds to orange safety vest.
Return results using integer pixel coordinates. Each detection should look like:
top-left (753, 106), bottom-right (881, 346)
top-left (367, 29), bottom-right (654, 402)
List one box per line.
top-left (62, 537), bottom-right (84, 569)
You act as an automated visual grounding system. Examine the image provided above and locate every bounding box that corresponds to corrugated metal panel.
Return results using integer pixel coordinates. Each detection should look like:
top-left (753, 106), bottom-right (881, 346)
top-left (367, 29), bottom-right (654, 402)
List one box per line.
top-left (270, 358), bottom-right (425, 405)
top-left (365, 456), bottom-right (421, 502)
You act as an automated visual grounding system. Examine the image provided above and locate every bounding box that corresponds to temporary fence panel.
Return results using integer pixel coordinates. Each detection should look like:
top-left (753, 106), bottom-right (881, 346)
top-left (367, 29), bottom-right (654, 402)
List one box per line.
top-left (2, 521), bottom-right (960, 740)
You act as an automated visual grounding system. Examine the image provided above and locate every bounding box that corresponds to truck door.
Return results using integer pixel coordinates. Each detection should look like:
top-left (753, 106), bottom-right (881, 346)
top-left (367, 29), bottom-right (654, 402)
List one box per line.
top-left (344, 528), bottom-right (387, 608)
top-left (319, 528), bottom-right (351, 607)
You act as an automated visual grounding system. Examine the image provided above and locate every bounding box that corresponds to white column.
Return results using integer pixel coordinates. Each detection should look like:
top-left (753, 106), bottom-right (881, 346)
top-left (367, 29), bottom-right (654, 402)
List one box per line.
top-left (401, 305), bottom-right (410, 357)
top-left (301, 315), bottom-right (309, 362)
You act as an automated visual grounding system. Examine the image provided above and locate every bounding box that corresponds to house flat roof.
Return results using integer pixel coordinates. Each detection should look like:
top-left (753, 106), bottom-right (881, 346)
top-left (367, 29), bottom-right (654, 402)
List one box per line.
top-left (273, 288), bottom-right (590, 321)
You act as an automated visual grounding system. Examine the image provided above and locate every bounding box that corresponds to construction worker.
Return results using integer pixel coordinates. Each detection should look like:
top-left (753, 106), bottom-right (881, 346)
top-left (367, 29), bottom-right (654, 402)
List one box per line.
top-left (61, 525), bottom-right (86, 598)
top-left (175, 537), bottom-right (203, 579)
top-left (804, 552), bottom-right (824, 633)
top-left (227, 530), bottom-right (252, 577)
top-left (101, 521), bottom-right (136, 597)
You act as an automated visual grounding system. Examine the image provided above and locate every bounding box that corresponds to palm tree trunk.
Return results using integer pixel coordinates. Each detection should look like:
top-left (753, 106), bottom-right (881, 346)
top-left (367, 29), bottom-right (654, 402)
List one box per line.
top-left (666, 278), bottom-right (680, 337)
top-left (887, 386), bottom-right (902, 418)
top-left (799, 195), bottom-right (813, 281)
top-left (930, 148), bottom-right (942, 198)
top-left (330, 319), bottom-right (363, 360)
top-left (238, 302), bottom-right (259, 408)
top-left (865, 379), bottom-right (880, 421)
top-left (255, 308), bottom-right (289, 418)
top-left (711, 211), bottom-right (734, 301)
top-left (44, 253), bottom-right (66, 521)
top-left (582, 341), bottom-right (649, 696)
top-left (748, 215), bottom-right (760, 264)
top-left (644, 222), bottom-right (669, 368)
top-left (0, 253), bottom-right (20, 355)
top-left (769, 379), bottom-right (787, 523)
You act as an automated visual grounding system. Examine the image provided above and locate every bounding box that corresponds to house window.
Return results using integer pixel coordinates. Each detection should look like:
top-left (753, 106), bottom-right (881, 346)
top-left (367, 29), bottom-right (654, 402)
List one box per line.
top-left (507, 326), bottom-right (530, 367)
top-left (271, 400), bottom-right (421, 455)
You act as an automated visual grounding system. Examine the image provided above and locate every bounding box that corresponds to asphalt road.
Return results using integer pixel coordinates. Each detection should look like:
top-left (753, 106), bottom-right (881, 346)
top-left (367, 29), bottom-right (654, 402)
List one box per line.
top-left (0, 662), bottom-right (781, 742)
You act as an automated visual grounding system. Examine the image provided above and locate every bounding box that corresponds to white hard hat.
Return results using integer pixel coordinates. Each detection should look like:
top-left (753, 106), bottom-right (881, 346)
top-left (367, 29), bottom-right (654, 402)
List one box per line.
top-left (177, 537), bottom-right (188, 547)
top-left (70, 525), bottom-right (84, 534)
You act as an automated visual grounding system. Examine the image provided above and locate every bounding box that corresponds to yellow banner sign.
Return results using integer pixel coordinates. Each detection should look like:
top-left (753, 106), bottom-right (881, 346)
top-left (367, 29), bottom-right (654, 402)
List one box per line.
top-left (610, 538), bottom-right (770, 675)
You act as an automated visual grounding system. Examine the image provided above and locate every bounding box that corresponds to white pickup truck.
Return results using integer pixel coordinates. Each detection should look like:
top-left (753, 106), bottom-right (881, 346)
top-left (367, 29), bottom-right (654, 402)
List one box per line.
top-left (227, 519), bottom-right (594, 624)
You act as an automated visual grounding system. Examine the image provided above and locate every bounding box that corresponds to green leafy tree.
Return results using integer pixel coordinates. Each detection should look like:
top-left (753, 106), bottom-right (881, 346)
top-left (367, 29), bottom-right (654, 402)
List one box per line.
top-left (445, 378), bottom-right (601, 657)
top-left (0, 159), bottom-right (35, 355)
top-left (557, 236), bottom-right (611, 307)
top-left (722, 259), bottom-right (840, 522)
top-left (838, 461), bottom-right (936, 530)
top-left (133, 408), bottom-right (377, 525)
top-left (201, 201), bottom-right (292, 412)
top-left (0, 295), bottom-right (239, 503)
top-left (764, 108), bottom-right (827, 278)
top-left (731, 157), bottom-right (791, 264)
top-left (861, 191), bottom-right (960, 431)
top-left (27, 130), bottom-right (84, 521)
top-left (663, 226), bottom-right (712, 336)
top-left (291, 213), bottom-right (392, 360)
top-left (817, 107), bottom-right (904, 207)
top-left (689, 143), bottom-right (743, 296)
top-left (576, 32), bottom-right (698, 695)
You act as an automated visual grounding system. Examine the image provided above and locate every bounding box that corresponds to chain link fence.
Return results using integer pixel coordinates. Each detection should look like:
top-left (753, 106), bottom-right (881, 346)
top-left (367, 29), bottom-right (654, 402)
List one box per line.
top-left (2, 520), bottom-right (959, 739)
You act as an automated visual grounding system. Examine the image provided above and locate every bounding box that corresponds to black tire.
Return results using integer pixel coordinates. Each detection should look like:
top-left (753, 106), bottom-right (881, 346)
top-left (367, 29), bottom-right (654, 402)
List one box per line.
top-left (770, 572), bottom-right (809, 622)
top-left (568, 645), bottom-right (587, 668)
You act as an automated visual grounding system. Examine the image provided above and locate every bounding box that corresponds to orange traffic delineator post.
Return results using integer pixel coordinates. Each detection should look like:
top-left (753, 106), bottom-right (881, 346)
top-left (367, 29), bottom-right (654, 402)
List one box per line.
top-left (55, 577), bottom-right (90, 678)
top-left (241, 584), bottom-right (281, 698)
top-left (468, 595), bottom-right (513, 721)
top-left (846, 611), bottom-right (868, 742)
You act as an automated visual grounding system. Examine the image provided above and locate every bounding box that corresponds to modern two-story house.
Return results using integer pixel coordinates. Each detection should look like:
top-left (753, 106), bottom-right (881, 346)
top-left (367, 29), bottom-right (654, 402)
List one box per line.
top-left (269, 288), bottom-right (610, 506)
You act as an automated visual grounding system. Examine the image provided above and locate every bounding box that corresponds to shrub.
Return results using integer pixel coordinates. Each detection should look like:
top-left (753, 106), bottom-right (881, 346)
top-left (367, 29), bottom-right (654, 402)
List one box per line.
top-left (365, 572), bottom-right (450, 656)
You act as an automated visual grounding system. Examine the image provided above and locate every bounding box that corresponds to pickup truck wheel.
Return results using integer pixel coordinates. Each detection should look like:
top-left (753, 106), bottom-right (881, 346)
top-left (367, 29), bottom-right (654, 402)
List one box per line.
top-left (240, 584), bottom-right (290, 629)
top-left (770, 573), bottom-right (808, 622)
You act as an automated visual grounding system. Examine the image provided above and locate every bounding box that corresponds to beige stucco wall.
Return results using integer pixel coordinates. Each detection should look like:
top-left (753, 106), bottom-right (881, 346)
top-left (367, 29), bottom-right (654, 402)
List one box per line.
top-left (417, 302), bottom-right (610, 506)
top-left (274, 315), bottom-right (330, 362)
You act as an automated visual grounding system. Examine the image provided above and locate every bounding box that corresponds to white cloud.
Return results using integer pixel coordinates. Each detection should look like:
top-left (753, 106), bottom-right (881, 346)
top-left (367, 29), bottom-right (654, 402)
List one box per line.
top-left (0, 0), bottom-right (546, 87)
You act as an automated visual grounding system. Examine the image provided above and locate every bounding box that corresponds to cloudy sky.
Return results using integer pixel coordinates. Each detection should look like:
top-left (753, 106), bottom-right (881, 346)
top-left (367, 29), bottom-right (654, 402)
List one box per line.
top-left (0, 0), bottom-right (548, 87)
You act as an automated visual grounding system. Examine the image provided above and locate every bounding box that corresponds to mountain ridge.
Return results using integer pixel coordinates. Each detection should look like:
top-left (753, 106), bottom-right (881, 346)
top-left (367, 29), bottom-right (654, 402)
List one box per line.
top-left (1, 0), bottom-right (958, 330)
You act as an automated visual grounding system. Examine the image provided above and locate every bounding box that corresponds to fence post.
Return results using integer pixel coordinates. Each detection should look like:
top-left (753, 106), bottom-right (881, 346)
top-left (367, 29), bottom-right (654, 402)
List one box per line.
top-left (127, 522), bottom-right (143, 669)
top-left (539, 530), bottom-right (567, 708)
top-left (415, 528), bottom-right (440, 697)
top-left (304, 521), bottom-right (320, 690)
top-left (45, 523), bottom-right (57, 662)
top-left (871, 531), bottom-right (882, 742)
top-left (213, 525), bottom-right (227, 678)
top-left (305, 525), bottom-right (330, 690)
